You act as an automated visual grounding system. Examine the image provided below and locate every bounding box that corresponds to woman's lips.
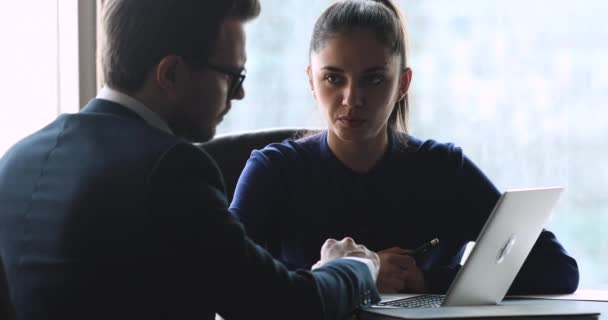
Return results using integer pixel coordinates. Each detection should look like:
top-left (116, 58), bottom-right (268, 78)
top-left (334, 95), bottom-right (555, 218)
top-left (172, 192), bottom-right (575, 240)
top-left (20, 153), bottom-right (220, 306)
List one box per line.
top-left (338, 116), bottom-right (365, 128)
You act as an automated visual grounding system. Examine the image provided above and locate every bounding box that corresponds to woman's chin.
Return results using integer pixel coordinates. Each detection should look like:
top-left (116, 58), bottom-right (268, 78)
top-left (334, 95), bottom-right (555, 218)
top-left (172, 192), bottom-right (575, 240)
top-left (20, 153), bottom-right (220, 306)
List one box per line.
top-left (330, 127), bottom-right (369, 143)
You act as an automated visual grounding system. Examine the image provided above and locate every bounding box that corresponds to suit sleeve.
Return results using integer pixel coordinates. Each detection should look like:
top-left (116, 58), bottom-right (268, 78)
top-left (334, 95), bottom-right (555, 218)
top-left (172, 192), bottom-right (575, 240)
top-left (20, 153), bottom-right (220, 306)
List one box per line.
top-left (147, 143), bottom-right (379, 320)
top-left (0, 257), bottom-right (15, 320)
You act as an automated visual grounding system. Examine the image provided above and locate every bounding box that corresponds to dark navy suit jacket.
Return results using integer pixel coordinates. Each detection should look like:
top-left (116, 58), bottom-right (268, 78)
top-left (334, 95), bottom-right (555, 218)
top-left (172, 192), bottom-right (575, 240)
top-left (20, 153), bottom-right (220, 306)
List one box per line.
top-left (0, 99), bottom-right (379, 320)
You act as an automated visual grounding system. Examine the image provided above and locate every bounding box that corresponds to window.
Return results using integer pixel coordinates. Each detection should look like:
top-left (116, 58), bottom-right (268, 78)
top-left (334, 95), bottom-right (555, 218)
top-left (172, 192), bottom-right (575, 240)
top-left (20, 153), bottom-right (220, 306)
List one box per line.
top-left (219, 0), bottom-right (608, 289)
top-left (0, 2), bottom-right (59, 156)
top-left (0, 0), bottom-right (97, 156)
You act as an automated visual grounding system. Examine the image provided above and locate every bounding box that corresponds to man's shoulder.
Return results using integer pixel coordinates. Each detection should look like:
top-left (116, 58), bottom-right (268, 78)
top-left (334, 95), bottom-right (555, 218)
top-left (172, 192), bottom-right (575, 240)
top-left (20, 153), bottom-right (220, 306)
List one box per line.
top-left (156, 142), bottom-right (220, 175)
top-left (151, 142), bottom-right (226, 198)
top-left (0, 111), bottom-right (187, 187)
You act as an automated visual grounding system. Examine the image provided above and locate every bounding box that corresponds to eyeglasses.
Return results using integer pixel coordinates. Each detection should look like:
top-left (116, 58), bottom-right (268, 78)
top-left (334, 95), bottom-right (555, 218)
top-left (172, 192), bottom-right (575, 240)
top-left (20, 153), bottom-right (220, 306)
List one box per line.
top-left (206, 63), bottom-right (247, 97)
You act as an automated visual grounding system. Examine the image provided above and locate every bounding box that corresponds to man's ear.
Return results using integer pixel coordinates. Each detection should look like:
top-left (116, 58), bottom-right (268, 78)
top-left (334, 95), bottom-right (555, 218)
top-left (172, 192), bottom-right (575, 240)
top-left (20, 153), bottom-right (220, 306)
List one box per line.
top-left (398, 67), bottom-right (413, 101)
top-left (306, 65), bottom-right (316, 99)
top-left (155, 55), bottom-right (187, 97)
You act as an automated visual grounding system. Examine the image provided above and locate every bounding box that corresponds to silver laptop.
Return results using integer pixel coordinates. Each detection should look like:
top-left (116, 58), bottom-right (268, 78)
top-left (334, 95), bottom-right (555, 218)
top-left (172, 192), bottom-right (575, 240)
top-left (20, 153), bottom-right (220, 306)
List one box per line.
top-left (375, 187), bottom-right (564, 309)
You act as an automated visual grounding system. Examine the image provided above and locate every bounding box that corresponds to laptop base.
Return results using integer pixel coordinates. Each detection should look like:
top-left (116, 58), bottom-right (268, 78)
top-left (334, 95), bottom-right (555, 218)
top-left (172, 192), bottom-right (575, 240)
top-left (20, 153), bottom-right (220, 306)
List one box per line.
top-left (359, 303), bottom-right (600, 320)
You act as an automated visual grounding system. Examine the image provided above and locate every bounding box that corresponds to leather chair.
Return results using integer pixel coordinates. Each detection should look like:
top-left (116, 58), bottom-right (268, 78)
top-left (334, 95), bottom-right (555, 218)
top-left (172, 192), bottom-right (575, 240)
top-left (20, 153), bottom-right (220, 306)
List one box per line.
top-left (0, 255), bottom-right (15, 320)
top-left (197, 128), bottom-right (317, 202)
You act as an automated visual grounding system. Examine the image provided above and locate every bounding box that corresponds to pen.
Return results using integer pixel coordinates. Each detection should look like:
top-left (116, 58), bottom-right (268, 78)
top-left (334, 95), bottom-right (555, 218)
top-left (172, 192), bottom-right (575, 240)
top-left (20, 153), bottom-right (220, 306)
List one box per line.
top-left (413, 238), bottom-right (439, 259)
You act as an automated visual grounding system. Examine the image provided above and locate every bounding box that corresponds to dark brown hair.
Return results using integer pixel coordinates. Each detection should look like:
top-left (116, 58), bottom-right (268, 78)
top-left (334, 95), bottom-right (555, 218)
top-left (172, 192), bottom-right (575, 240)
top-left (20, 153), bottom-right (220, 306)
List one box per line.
top-left (101, 0), bottom-right (261, 94)
top-left (309, 0), bottom-right (410, 136)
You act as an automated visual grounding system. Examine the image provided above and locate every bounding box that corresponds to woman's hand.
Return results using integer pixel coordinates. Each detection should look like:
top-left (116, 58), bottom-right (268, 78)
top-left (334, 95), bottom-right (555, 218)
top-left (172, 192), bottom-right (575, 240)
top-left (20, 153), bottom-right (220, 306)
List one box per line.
top-left (376, 247), bottom-right (429, 294)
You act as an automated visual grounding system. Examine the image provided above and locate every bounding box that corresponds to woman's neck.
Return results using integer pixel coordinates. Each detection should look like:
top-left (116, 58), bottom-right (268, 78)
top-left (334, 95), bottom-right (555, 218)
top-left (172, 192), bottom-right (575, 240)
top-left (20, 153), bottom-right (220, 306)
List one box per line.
top-left (327, 130), bottom-right (389, 174)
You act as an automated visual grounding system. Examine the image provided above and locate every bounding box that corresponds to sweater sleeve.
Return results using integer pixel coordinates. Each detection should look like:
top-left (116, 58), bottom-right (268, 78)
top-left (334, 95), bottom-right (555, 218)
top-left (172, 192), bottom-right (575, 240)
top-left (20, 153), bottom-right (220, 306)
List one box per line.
top-left (230, 147), bottom-right (285, 254)
top-left (419, 143), bottom-right (500, 292)
top-left (423, 143), bottom-right (579, 294)
top-left (508, 229), bottom-right (579, 294)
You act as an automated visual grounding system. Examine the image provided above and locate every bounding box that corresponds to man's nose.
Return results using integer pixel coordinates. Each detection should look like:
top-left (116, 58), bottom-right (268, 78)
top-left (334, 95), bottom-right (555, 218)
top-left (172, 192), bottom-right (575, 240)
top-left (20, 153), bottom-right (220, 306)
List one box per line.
top-left (232, 85), bottom-right (245, 101)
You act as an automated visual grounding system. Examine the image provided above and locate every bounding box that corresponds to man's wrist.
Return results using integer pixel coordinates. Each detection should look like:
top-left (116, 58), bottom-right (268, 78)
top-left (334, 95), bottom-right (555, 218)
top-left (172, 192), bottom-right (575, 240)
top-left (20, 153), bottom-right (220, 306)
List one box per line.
top-left (341, 257), bottom-right (379, 282)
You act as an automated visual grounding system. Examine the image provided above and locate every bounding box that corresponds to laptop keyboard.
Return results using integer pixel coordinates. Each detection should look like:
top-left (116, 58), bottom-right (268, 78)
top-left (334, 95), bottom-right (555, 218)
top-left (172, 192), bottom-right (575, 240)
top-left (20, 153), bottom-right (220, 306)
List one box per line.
top-left (377, 295), bottom-right (445, 308)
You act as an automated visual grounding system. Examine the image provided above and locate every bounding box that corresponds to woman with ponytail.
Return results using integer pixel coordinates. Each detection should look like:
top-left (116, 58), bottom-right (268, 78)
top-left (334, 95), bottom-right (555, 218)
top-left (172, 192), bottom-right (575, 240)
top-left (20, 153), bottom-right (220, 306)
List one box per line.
top-left (230, 0), bottom-right (579, 294)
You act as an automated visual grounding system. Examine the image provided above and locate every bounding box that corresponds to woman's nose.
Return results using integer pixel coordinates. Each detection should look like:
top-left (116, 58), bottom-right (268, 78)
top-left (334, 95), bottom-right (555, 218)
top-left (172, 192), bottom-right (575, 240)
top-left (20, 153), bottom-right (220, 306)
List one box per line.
top-left (341, 83), bottom-right (364, 108)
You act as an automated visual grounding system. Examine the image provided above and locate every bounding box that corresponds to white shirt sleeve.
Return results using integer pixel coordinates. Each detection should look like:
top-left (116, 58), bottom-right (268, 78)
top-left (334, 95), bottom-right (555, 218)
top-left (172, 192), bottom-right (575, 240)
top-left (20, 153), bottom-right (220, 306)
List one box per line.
top-left (341, 257), bottom-right (378, 283)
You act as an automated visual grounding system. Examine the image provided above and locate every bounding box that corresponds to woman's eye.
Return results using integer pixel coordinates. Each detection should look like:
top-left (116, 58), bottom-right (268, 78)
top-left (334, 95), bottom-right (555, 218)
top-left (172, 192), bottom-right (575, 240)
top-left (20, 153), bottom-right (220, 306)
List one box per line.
top-left (365, 74), bottom-right (385, 86)
top-left (324, 74), bottom-right (343, 84)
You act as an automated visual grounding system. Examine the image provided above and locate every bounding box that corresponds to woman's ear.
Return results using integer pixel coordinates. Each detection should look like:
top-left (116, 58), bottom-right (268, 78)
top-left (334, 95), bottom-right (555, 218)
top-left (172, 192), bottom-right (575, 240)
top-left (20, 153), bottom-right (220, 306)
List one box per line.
top-left (306, 65), bottom-right (316, 99)
top-left (398, 67), bottom-right (413, 101)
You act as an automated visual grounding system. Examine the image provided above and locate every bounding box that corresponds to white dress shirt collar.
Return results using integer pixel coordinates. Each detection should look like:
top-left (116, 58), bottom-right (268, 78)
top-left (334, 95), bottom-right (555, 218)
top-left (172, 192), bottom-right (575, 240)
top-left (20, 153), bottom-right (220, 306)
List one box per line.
top-left (96, 86), bottom-right (173, 135)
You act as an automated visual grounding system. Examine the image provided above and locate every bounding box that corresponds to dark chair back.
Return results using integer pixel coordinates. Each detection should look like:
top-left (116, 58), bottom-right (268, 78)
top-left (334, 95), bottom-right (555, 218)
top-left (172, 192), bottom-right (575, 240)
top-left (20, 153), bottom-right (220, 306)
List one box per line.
top-left (198, 128), bottom-right (315, 202)
top-left (0, 255), bottom-right (15, 320)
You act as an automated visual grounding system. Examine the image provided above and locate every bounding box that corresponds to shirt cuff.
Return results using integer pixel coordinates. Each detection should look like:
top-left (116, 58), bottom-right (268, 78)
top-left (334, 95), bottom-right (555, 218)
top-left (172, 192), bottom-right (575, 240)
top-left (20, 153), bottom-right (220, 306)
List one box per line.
top-left (342, 257), bottom-right (378, 283)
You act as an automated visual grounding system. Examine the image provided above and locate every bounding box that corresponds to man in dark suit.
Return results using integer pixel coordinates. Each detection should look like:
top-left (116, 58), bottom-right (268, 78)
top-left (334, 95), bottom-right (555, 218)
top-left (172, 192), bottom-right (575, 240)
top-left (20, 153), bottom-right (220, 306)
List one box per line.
top-left (0, 1), bottom-right (381, 319)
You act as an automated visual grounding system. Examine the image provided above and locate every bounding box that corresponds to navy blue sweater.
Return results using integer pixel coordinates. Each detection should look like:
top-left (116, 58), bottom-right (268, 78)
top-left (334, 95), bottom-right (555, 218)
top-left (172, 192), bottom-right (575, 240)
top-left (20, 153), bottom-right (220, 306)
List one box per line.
top-left (230, 131), bottom-right (579, 293)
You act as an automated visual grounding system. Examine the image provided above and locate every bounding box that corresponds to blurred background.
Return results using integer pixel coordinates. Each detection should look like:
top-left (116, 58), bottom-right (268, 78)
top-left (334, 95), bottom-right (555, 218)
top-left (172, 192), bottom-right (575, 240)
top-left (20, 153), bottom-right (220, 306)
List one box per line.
top-left (1, 0), bottom-right (606, 288)
top-left (219, 0), bottom-right (608, 289)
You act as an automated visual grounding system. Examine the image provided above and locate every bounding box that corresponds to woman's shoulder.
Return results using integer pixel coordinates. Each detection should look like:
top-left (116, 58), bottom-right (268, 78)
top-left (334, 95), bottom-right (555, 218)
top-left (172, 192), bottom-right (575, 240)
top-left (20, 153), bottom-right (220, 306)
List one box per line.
top-left (249, 130), bottom-right (324, 166)
top-left (396, 133), bottom-right (465, 165)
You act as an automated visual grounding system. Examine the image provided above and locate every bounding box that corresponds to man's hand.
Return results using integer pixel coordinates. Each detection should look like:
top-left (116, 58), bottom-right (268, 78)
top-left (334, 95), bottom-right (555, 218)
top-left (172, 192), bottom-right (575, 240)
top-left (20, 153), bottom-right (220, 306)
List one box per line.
top-left (376, 247), bottom-right (429, 294)
top-left (312, 237), bottom-right (380, 275)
